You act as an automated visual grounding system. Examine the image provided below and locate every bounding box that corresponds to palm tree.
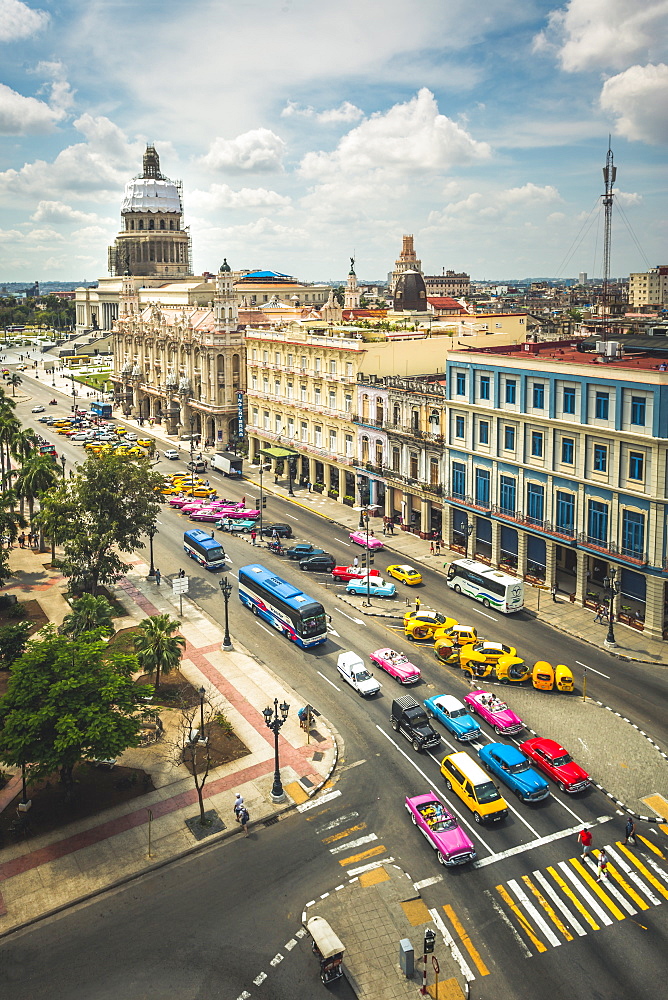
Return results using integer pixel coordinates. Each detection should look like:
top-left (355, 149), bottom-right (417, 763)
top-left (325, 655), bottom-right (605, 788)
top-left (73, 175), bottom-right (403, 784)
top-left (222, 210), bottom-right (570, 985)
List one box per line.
top-left (0, 488), bottom-right (25, 549)
top-left (6, 373), bottom-right (22, 397)
top-left (134, 614), bottom-right (185, 693)
top-left (0, 408), bottom-right (19, 487)
top-left (13, 453), bottom-right (58, 521)
top-left (61, 594), bottom-right (116, 639)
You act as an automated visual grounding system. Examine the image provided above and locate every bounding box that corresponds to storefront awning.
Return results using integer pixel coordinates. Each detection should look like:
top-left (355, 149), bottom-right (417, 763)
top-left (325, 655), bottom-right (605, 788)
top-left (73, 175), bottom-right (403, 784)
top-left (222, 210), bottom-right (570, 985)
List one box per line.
top-left (259, 446), bottom-right (299, 460)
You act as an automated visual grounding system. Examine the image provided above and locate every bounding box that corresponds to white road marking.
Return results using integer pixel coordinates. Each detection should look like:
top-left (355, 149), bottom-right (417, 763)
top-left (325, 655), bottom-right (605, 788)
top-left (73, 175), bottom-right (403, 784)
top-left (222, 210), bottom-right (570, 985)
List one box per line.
top-left (334, 538), bottom-right (351, 546)
top-left (297, 789), bottom-right (342, 813)
top-left (576, 660), bottom-right (610, 679)
top-left (326, 624), bottom-right (340, 636)
top-left (605, 846), bottom-right (661, 905)
top-left (507, 878), bottom-right (562, 947)
top-left (316, 812), bottom-right (360, 834)
top-left (470, 608), bottom-right (499, 621)
top-left (330, 833), bottom-right (378, 854)
top-left (429, 907), bottom-right (475, 982)
top-left (557, 861), bottom-right (614, 925)
top-left (375, 726), bottom-right (494, 856)
top-left (253, 972), bottom-right (267, 985)
top-left (473, 816), bottom-right (614, 868)
top-left (284, 512), bottom-right (300, 521)
top-left (317, 670), bottom-right (341, 691)
top-left (335, 607), bottom-right (365, 625)
top-left (484, 890), bottom-right (532, 959)
top-left (339, 759), bottom-right (367, 773)
top-left (414, 876), bottom-right (442, 890)
top-left (531, 870), bottom-right (587, 936)
top-left (258, 622), bottom-right (273, 636)
top-left (285, 939), bottom-right (298, 951)
top-left (269, 953), bottom-right (284, 966)
top-left (295, 928), bottom-right (307, 938)
top-left (346, 857), bottom-right (394, 877)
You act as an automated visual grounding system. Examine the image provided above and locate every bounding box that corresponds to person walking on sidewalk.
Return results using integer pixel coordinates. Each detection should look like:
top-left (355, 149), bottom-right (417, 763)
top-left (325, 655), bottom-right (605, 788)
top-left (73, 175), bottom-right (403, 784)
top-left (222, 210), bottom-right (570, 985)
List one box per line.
top-left (233, 793), bottom-right (244, 819)
top-left (18, 532), bottom-right (25, 549)
top-left (551, 585), bottom-right (557, 602)
top-left (578, 826), bottom-right (593, 861)
top-left (155, 567), bottom-right (161, 585)
top-left (430, 541), bottom-right (434, 555)
top-left (594, 605), bottom-right (604, 623)
top-left (353, 556), bottom-right (359, 569)
top-left (415, 596), bottom-right (421, 613)
top-left (435, 539), bottom-right (440, 555)
top-left (238, 805), bottom-right (250, 836)
top-left (251, 529), bottom-right (257, 546)
top-left (624, 816), bottom-right (637, 845)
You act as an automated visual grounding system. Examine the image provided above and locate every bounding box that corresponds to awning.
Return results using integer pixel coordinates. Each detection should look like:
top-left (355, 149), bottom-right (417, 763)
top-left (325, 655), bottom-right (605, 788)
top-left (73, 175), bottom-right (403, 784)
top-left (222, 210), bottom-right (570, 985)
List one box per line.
top-left (259, 446), bottom-right (299, 460)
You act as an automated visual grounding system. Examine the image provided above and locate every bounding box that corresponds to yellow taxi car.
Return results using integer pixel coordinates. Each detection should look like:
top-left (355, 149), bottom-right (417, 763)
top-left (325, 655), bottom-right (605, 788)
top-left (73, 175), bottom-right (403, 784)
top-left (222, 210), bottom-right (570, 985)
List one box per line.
top-left (115, 445), bottom-right (130, 456)
top-left (126, 446), bottom-right (145, 458)
top-left (137, 439), bottom-right (153, 448)
top-left (403, 610), bottom-right (453, 641)
top-left (114, 425), bottom-right (127, 435)
top-left (386, 564), bottom-right (422, 586)
top-left (433, 623), bottom-right (479, 647)
top-left (52, 420), bottom-right (71, 427)
top-left (190, 486), bottom-right (217, 498)
top-left (57, 426), bottom-right (73, 435)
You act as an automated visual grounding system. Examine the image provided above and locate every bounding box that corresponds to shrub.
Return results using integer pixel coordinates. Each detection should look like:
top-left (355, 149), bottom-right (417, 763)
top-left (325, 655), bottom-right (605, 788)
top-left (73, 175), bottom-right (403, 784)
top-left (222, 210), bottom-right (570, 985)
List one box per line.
top-left (6, 603), bottom-right (28, 620)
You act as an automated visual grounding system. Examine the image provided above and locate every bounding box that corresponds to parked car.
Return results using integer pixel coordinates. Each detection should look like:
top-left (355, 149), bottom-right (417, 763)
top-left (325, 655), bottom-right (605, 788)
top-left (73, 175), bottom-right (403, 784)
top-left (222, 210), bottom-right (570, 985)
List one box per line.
top-left (331, 565), bottom-right (381, 583)
top-left (348, 530), bottom-right (384, 550)
top-left (124, 432), bottom-right (137, 441)
top-left (216, 518), bottom-right (258, 533)
top-left (463, 690), bottom-right (524, 736)
top-left (261, 523), bottom-right (293, 539)
top-left (336, 651), bottom-right (381, 697)
top-left (299, 553), bottom-right (336, 572)
top-left (519, 737), bottom-right (590, 793)
top-left (390, 695), bottom-right (441, 753)
top-left (405, 793), bottom-right (477, 867)
top-left (286, 543), bottom-right (325, 560)
top-left (164, 448), bottom-right (179, 460)
top-left (386, 564), bottom-right (422, 586)
top-left (369, 648), bottom-right (421, 685)
top-left (31, 404), bottom-right (44, 413)
top-left (424, 694), bottom-right (482, 742)
top-left (478, 743), bottom-right (550, 803)
top-left (345, 576), bottom-right (396, 597)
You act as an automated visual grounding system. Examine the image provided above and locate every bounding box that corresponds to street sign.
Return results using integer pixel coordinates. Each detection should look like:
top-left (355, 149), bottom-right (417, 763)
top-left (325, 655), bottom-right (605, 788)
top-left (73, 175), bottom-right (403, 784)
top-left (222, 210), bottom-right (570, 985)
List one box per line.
top-left (237, 390), bottom-right (245, 438)
top-left (172, 577), bottom-right (189, 595)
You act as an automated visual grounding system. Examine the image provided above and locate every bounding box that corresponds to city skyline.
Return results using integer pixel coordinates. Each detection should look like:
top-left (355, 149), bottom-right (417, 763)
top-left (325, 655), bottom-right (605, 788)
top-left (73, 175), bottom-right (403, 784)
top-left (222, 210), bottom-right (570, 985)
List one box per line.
top-left (0, 0), bottom-right (666, 283)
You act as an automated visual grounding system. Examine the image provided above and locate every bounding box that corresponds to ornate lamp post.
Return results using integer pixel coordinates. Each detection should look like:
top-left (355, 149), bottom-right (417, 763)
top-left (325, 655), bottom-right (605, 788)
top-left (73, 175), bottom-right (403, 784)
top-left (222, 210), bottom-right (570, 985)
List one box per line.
top-left (218, 575), bottom-right (233, 651)
top-left (465, 522), bottom-right (474, 559)
top-left (354, 504), bottom-right (380, 606)
top-left (146, 524), bottom-right (157, 578)
top-left (262, 698), bottom-right (290, 803)
top-left (287, 456), bottom-right (295, 497)
top-left (60, 454), bottom-right (66, 479)
top-left (604, 566), bottom-right (621, 647)
top-left (189, 413), bottom-right (196, 496)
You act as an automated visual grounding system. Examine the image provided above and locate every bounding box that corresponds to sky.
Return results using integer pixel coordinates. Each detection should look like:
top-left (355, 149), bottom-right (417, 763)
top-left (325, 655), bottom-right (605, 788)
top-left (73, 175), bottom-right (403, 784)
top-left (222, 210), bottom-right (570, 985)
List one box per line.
top-left (0, 0), bottom-right (666, 284)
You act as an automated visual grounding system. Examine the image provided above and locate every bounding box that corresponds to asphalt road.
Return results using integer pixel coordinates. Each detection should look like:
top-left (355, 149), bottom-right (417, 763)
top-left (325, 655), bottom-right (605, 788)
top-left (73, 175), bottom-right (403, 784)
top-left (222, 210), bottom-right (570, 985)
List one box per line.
top-left (10, 372), bottom-right (668, 1000)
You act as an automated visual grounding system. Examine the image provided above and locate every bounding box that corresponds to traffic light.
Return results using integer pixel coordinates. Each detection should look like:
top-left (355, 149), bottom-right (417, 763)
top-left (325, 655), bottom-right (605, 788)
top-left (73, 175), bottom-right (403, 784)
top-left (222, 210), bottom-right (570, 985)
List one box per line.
top-left (262, 496), bottom-right (267, 509)
top-left (424, 929), bottom-right (436, 955)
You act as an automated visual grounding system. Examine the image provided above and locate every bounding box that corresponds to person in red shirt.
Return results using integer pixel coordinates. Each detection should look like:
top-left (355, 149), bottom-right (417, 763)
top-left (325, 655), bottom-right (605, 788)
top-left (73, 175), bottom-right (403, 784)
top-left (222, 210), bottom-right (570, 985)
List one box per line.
top-left (578, 826), bottom-right (593, 861)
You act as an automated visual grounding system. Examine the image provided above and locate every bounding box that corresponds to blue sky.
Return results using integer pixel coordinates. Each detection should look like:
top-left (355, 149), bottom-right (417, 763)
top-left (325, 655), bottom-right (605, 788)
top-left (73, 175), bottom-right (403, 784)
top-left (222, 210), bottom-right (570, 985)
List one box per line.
top-left (0, 0), bottom-right (666, 283)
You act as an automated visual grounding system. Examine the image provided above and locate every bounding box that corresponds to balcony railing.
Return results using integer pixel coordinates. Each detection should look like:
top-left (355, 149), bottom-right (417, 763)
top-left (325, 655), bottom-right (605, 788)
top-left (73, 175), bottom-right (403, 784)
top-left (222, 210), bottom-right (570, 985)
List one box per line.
top-left (577, 533), bottom-right (648, 565)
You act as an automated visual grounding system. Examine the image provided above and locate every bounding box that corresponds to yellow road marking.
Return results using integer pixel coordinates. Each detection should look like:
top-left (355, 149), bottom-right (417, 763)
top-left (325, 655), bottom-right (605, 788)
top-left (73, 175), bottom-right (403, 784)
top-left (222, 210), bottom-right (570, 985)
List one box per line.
top-left (495, 885), bottom-right (547, 953)
top-left (606, 859), bottom-right (650, 911)
top-left (570, 859), bottom-right (625, 920)
top-left (359, 867), bottom-right (389, 887)
top-left (338, 844), bottom-right (387, 866)
top-left (401, 898), bottom-right (432, 926)
top-left (322, 823), bottom-right (367, 844)
top-left (641, 794), bottom-right (668, 821)
top-left (443, 904), bottom-right (490, 975)
top-left (660, 824), bottom-right (668, 837)
top-left (427, 979), bottom-right (467, 998)
top-left (619, 844), bottom-right (668, 900)
top-left (521, 875), bottom-right (573, 941)
top-left (637, 835), bottom-right (665, 858)
top-left (546, 866), bottom-right (600, 930)
top-left (283, 781), bottom-right (309, 805)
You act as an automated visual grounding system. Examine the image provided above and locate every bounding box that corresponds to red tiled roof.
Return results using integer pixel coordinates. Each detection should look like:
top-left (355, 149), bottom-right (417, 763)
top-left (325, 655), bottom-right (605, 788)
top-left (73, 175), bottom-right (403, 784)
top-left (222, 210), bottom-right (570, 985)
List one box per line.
top-left (427, 296), bottom-right (466, 311)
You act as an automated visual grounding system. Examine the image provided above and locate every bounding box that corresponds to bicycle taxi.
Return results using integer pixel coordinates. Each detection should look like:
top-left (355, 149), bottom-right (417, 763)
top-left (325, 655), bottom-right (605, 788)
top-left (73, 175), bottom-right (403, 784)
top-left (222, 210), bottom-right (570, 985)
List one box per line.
top-left (306, 914), bottom-right (345, 985)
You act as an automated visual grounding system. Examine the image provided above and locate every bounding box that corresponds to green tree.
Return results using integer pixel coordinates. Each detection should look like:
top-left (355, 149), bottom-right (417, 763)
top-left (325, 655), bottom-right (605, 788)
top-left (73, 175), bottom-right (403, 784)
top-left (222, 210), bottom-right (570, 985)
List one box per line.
top-left (0, 629), bottom-right (149, 797)
top-left (61, 594), bottom-right (116, 639)
top-left (0, 489), bottom-right (26, 585)
top-left (37, 451), bottom-right (163, 596)
top-left (12, 451), bottom-right (56, 523)
top-left (0, 405), bottom-right (19, 487)
top-left (0, 621), bottom-right (32, 668)
top-left (6, 373), bottom-right (22, 397)
top-left (134, 614), bottom-right (185, 692)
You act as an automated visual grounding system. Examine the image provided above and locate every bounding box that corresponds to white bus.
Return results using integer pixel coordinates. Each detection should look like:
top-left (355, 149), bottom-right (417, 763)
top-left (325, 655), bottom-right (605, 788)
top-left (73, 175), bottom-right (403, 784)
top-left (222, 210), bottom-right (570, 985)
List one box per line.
top-left (446, 559), bottom-right (524, 613)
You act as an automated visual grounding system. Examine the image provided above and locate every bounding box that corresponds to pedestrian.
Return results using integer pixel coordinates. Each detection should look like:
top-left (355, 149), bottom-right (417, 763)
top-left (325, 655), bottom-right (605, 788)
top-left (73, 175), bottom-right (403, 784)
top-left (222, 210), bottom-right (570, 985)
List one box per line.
top-left (430, 541), bottom-right (434, 555)
top-left (353, 556), bottom-right (359, 569)
top-left (18, 532), bottom-right (25, 549)
top-left (551, 585), bottom-right (557, 602)
top-left (233, 793), bottom-right (244, 819)
top-left (594, 605), bottom-right (603, 623)
top-left (27, 531), bottom-right (33, 548)
top-left (578, 826), bottom-right (593, 861)
top-left (211, 529), bottom-right (215, 538)
top-left (250, 529), bottom-right (257, 546)
top-left (155, 567), bottom-right (161, 585)
top-left (415, 596), bottom-right (421, 613)
top-left (595, 848), bottom-right (609, 882)
top-left (623, 816), bottom-right (637, 845)
top-left (307, 481), bottom-right (312, 492)
top-left (435, 540), bottom-right (441, 555)
top-left (241, 496), bottom-right (245, 505)
top-left (238, 805), bottom-right (250, 836)
top-left (178, 568), bottom-right (185, 578)
top-left (274, 473), bottom-right (278, 484)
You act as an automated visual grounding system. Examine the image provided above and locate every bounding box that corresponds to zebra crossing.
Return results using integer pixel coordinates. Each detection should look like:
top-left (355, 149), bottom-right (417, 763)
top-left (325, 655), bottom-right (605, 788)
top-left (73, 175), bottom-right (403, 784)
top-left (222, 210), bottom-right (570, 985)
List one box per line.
top-left (298, 789), bottom-right (395, 875)
top-left (492, 842), bottom-right (668, 955)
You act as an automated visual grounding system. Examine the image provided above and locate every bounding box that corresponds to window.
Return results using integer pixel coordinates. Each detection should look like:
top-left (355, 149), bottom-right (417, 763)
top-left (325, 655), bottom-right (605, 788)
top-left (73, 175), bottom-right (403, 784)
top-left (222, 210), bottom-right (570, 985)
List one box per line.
top-left (622, 510), bottom-right (645, 557)
top-left (593, 444), bottom-right (607, 473)
top-left (563, 386), bottom-right (576, 414)
top-left (532, 383), bottom-right (544, 409)
top-left (287, 417), bottom-right (294, 438)
top-left (300, 356), bottom-right (307, 370)
top-left (504, 425), bottom-right (516, 450)
top-left (561, 438), bottom-right (574, 464)
top-left (392, 447), bottom-right (400, 472)
top-left (252, 349), bottom-right (257, 361)
top-left (479, 376), bottom-right (490, 400)
top-left (393, 404), bottom-right (401, 426)
top-left (505, 380), bottom-right (516, 404)
top-left (555, 492), bottom-right (575, 533)
top-left (479, 420), bottom-right (489, 445)
top-left (587, 500), bottom-right (608, 543)
top-left (456, 372), bottom-right (466, 396)
top-left (300, 384), bottom-right (307, 402)
top-left (286, 381), bottom-right (293, 399)
top-left (314, 425), bottom-right (322, 447)
top-left (314, 387), bottom-right (321, 405)
top-left (251, 406), bottom-right (258, 426)
top-left (263, 377), bottom-right (269, 394)
top-left (274, 352), bottom-right (280, 366)
top-left (263, 410), bottom-right (270, 431)
top-left (329, 429), bottom-right (337, 452)
top-left (595, 391), bottom-right (609, 420)
top-left (629, 451), bottom-right (644, 481)
top-left (329, 359), bottom-right (336, 375)
top-left (500, 475), bottom-right (516, 514)
top-left (346, 362), bottom-right (353, 378)
top-left (429, 458), bottom-right (439, 486)
top-left (531, 431), bottom-right (543, 457)
top-left (274, 379), bottom-right (280, 396)
top-left (328, 390), bottom-right (336, 410)
top-left (301, 421), bottom-right (308, 442)
top-left (263, 350), bottom-right (268, 363)
top-left (452, 462), bottom-right (466, 498)
top-left (475, 468), bottom-right (490, 505)
top-left (287, 353), bottom-right (293, 367)
top-left (345, 434), bottom-right (353, 458)
top-left (526, 483), bottom-right (544, 525)
top-left (410, 454), bottom-right (419, 479)
top-left (251, 374), bottom-right (258, 391)
top-left (315, 358), bottom-right (321, 373)
top-left (344, 393), bottom-right (352, 413)
top-left (631, 396), bottom-right (646, 426)
top-left (274, 415), bottom-right (282, 434)
top-left (455, 415), bottom-right (465, 438)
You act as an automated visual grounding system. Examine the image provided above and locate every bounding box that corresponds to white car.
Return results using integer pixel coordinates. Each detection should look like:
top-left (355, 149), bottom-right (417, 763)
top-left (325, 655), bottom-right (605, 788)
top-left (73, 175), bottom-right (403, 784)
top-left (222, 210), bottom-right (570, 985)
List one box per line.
top-left (336, 651), bottom-right (381, 697)
top-left (164, 448), bottom-right (180, 460)
top-left (31, 404), bottom-right (45, 413)
top-left (71, 432), bottom-right (91, 441)
top-left (125, 432), bottom-right (137, 441)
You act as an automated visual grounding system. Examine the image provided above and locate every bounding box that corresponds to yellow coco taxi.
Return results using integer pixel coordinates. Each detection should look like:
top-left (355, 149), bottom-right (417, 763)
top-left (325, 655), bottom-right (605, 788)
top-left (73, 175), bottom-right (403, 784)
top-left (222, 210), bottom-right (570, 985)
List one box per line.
top-left (403, 610), bottom-right (454, 641)
top-left (387, 564), bottom-right (422, 586)
top-left (460, 642), bottom-right (529, 684)
top-left (137, 439), bottom-right (152, 448)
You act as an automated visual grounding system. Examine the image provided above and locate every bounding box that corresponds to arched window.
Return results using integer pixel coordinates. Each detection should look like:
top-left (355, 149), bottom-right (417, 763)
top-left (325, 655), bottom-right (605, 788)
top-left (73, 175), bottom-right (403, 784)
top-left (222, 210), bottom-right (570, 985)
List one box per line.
top-left (149, 219), bottom-right (155, 230)
top-left (138, 219), bottom-right (144, 230)
top-left (393, 404), bottom-right (400, 426)
top-left (361, 436), bottom-right (369, 462)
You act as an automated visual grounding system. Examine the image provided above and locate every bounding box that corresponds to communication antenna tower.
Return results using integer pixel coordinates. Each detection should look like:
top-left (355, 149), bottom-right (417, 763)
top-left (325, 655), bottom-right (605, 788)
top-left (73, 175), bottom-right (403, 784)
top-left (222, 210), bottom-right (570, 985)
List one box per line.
top-left (601, 139), bottom-right (616, 342)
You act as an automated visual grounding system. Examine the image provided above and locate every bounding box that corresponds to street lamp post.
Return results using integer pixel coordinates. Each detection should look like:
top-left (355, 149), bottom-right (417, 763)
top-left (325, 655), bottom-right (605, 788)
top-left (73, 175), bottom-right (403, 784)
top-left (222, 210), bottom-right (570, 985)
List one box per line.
top-left (146, 525), bottom-right (157, 578)
top-left (259, 457), bottom-right (264, 539)
top-left (287, 456), bottom-right (295, 497)
top-left (60, 454), bottom-right (66, 479)
top-left (604, 567), bottom-right (620, 647)
top-left (464, 523), bottom-right (474, 559)
top-left (189, 413), bottom-right (196, 496)
top-left (218, 576), bottom-right (233, 651)
top-left (262, 698), bottom-right (290, 803)
top-left (354, 504), bottom-right (380, 606)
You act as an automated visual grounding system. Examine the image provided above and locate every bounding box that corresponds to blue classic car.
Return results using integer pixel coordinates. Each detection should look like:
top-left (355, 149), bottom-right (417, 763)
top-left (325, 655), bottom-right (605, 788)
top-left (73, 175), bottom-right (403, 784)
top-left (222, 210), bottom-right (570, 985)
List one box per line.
top-left (424, 695), bottom-right (481, 742)
top-left (286, 543), bottom-right (325, 560)
top-left (346, 576), bottom-right (396, 597)
top-left (215, 518), bottom-right (257, 533)
top-left (478, 743), bottom-right (550, 802)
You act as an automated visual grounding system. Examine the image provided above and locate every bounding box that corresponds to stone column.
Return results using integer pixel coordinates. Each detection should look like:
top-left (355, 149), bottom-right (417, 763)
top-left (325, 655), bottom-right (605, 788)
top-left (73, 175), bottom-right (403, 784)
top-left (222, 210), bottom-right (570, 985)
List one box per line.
top-left (323, 463), bottom-right (332, 493)
top-left (309, 457), bottom-right (317, 486)
top-left (491, 521), bottom-right (501, 567)
top-left (421, 499), bottom-right (431, 537)
top-left (545, 540), bottom-right (557, 591)
top-left (517, 530), bottom-right (528, 578)
top-left (442, 503), bottom-right (452, 546)
top-left (575, 549), bottom-right (588, 605)
top-left (643, 575), bottom-right (664, 640)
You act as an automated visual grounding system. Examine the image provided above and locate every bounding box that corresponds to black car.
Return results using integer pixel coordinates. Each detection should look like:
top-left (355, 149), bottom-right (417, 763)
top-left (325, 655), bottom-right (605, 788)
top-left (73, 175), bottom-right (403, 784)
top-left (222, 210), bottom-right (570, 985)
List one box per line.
top-left (286, 543), bottom-right (324, 560)
top-left (261, 523), bottom-right (293, 539)
top-left (299, 553), bottom-right (336, 572)
top-left (390, 695), bottom-right (441, 753)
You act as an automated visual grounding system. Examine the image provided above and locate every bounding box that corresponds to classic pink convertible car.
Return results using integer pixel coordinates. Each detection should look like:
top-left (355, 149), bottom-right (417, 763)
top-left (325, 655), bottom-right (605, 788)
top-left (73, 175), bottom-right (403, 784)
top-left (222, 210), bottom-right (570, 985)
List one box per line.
top-left (348, 530), bottom-right (384, 551)
top-left (369, 647), bottom-right (421, 685)
top-left (405, 793), bottom-right (477, 866)
top-left (463, 689), bottom-right (524, 736)
top-left (191, 507), bottom-right (259, 522)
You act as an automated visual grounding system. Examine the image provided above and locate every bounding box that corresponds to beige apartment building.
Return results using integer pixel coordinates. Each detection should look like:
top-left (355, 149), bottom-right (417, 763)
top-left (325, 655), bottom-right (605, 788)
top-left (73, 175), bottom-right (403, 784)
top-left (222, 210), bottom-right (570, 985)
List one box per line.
top-left (629, 266), bottom-right (668, 310)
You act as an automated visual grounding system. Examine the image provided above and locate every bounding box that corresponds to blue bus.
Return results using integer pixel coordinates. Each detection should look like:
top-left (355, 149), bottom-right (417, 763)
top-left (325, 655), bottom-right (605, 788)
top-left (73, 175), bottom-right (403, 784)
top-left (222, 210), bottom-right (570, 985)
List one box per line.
top-left (91, 402), bottom-right (112, 419)
top-left (238, 564), bottom-right (328, 648)
top-left (183, 529), bottom-right (227, 571)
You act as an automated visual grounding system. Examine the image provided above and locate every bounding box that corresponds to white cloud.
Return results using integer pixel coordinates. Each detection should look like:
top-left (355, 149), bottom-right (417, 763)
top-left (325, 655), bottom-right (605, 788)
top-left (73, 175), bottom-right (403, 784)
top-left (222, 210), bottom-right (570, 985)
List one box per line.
top-left (30, 200), bottom-right (100, 224)
top-left (189, 183), bottom-right (290, 212)
top-left (615, 189), bottom-right (643, 205)
top-left (535, 0), bottom-right (668, 73)
top-left (0, 0), bottom-right (49, 42)
top-left (201, 128), bottom-right (286, 173)
top-left (426, 183), bottom-right (562, 226)
top-left (600, 63), bottom-right (668, 143)
top-left (0, 82), bottom-right (63, 134)
top-left (32, 60), bottom-right (76, 114)
top-left (281, 100), bottom-right (363, 124)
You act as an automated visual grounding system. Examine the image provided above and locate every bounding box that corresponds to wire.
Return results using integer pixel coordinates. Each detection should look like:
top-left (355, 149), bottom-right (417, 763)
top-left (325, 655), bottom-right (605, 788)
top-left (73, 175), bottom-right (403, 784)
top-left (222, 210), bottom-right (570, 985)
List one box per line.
top-left (554, 197), bottom-right (601, 279)
top-left (615, 201), bottom-right (652, 270)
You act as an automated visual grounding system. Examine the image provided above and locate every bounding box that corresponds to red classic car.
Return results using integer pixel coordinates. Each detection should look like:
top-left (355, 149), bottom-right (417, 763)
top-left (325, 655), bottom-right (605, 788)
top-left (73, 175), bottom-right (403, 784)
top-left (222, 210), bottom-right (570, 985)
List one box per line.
top-left (331, 565), bottom-right (380, 583)
top-left (519, 737), bottom-right (590, 793)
